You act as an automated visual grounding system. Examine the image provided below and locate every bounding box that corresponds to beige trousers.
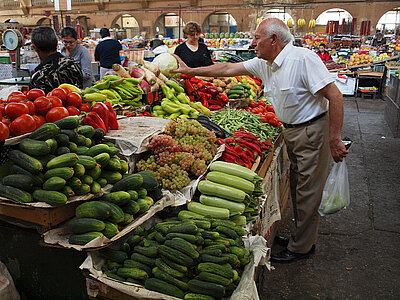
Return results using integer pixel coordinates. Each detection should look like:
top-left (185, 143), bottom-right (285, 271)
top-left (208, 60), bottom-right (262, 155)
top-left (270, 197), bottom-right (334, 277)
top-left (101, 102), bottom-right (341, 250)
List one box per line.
top-left (283, 114), bottom-right (331, 254)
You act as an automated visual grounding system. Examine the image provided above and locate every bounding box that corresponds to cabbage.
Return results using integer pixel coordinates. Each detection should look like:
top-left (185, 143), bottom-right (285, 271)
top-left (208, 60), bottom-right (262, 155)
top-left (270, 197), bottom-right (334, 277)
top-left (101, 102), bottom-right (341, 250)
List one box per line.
top-left (152, 53), bottom-right (180, 79)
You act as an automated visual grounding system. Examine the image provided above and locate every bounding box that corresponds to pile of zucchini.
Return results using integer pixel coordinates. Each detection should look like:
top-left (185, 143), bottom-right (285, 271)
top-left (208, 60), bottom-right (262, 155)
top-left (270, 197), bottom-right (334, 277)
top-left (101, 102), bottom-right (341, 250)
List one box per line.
top-left (99, 216), bottom-right (250, 300)
top-left (0, 116), bottom-right (129, 206)
top-left (181, 161), bottom-right (262, 225)
top-left (68, 170), bottom-right (163, 245)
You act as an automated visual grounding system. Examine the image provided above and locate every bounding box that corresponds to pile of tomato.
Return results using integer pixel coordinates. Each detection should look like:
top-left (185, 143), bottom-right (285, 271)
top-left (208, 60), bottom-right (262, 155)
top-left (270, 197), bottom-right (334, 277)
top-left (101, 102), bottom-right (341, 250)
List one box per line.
top-left (0, 87), bottom-right (89, 141)
top-left (245, 100), bottom-right (282, 127)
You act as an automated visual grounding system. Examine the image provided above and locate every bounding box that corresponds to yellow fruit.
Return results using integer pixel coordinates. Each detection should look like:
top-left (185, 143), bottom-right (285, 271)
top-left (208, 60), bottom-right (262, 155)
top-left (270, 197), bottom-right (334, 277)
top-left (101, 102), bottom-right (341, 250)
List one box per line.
top-left (287, 19), bottom-right (293, 28)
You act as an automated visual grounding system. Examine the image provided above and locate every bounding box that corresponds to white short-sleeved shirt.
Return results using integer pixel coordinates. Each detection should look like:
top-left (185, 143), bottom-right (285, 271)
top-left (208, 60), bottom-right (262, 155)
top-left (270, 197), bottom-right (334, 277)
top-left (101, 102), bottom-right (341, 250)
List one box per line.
top-left (243, 43), bottom-right (334, 124)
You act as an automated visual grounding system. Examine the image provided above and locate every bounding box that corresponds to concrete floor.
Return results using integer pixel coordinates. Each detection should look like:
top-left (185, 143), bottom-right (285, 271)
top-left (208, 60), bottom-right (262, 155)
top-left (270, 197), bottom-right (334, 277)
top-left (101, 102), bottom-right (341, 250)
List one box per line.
top-left (257, 97), bottom-right (400, 299)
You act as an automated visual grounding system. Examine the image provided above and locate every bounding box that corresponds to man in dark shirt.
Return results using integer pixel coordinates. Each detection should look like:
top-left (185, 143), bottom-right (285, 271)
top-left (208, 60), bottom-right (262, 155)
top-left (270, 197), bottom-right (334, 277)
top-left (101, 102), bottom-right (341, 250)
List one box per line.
top-left (29, 26), bottom-right (83, 94)
top-left (95, 28), bottom-right (122, 78)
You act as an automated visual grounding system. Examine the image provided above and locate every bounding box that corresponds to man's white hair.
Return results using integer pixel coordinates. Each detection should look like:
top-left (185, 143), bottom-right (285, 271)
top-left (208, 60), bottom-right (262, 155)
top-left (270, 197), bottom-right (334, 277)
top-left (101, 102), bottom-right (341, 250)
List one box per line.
top-left (261, 18), bottom-right (292, 44)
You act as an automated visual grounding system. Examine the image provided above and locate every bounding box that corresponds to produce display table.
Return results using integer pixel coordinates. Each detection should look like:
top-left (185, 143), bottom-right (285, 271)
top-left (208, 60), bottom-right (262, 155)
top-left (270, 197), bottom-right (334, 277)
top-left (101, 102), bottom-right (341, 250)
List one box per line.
top-left (355, 71), bottom-right (384, 99)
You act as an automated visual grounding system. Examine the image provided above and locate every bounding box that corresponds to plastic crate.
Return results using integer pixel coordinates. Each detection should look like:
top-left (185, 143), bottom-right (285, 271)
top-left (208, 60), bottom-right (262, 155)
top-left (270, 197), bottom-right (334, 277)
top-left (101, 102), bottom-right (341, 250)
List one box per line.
top-left (0, 57), bottom-right (11, 64)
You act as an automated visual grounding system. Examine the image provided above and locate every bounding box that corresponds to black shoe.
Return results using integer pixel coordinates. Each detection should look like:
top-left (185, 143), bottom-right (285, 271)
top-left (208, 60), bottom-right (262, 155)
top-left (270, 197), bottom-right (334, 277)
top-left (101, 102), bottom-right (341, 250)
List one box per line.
top-left (270, 245), bottom-right (316, 263)
top-left (274, 236), bottom-right (289, 247)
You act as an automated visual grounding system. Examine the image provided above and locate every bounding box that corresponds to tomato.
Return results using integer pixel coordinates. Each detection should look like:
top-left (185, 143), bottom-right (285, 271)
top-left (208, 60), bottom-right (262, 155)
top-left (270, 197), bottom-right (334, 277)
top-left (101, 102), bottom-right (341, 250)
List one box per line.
top-left (48, 88), bottom-right (67, 104)
top-left (261, 116), bottom-right (269, 123)
top-left (22, 101), bottom-right (36, 115)
top-left (32, 115), bottom-right (46, 129)
top-left (258, 100), bottom-right (266, 107)
top-left (0, 103), bottom-right (5, 115)
top-left (79, 103), bottom-right (91, 112)
top-left (7, 94), bottom-right (28, 103)
top-left (5, 102), bottom-right (30, 120)
top-left (34, 97), bottom-right (52, 115)
top-left (66, 92), bottom-right (82, 107)
top-left (47, 96), bottom-right (63, 108)
top-left (67, 106), bottom-right (80, 116)
top-left (265, 112), bottom-right (275, 120)
top-left (1, 116), bottom-right (11, 126)
top-left (269, 117), bottom-right (279, 127)
top-left (258, 106), bottom-right (266, 113)
top-left (46, 107), bottom-right (69, 123)
top-left (27, 89), bottom-right (46, 101)
top-left (0, 122), bottom-right (9, 141)
top-left (9, 114), bottom-right (36, 136)
top-left (60, 87), bottom-right (72, 95)
top-left (277, 121), bottom-right (283, 127)
top-left (266, 104), bottom-right (275, 113)
top-left (249, 101), bottom-right (258, 108)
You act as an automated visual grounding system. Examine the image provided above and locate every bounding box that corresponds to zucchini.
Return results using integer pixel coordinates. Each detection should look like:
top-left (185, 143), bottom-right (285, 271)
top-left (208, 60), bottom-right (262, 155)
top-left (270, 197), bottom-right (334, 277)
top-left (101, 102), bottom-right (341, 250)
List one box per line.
top-left (75, 201), bottom-right (111, 220)
top-left (32, 190), bottom-right (67, 206)
top-left (164, 238), bottom-right (199, 260)
top-left (68, 217), bottom-right (105, 234)
top-left (152, 267), bottom-right (188, 291)
top-left (210, 161), bottom-right (262, 183)
top-left (145, 278), bottom-right (184, 299)
top-left (110, 174), bottom-right (143, 192)
top-left (188, 279), bottom-right (225, 299)
top-left (19, 138), bottom-right (51, 156)
top-left (155, 258), bottom-right (185, 279)
top-left (9, 150), bottom-right (43, 174)
top-left (73, 163), bottom-right (85, 178)
top-left (99, 248), bottom-right (128, 264)
top-left (188, 202), bottom-right (230, 220)
top-left (0, 184), bottom-right (33, 203)
top-left (167, 223), bottom-right (198, 235)
top-left (29, 123), bottom-right (60, 140)
top-left (178, 210), bottom-right (205, 220)
top-left (68, 232), bottom-right (103, 245)
top-left (44, 167), bottom-right (74, 180)
top-left (130, 253), bottom-right (156, 267)
top-left (102, 221), bottom-right (119, 238)
top-left (77, 125), bottom-right (95, 138)
top-left (102, 191), bottom-right (131, 206)
top-left (54, 116), bottom-right (80, 129)
top-left (2, 174), bottom-right (35, 192)
top-left (47, 153), bottom-right (79, 169)
top-left (77, 155), bottom-right (97, 169)
top-left (207, 171), bottom-right (255, 195)
top-left (133, 246), bottom-right (158, 258)
top-left (184, 293), bottom-right (216, 300)
top-left (117, 267), bottom-right (148, 281)
top-left (45, 138), bottom-right (58, 154)
top-left (197, 262), bottom-right (234, 279)
top-left (124, 259), bottom-right (151, 275)
top-left (43, 177), bottom-right (66, 191)
top-left (199, 195), bottom-right (245, 214)
top-left (196, 271), bottom-right (232, 286)
top-left (158, 245), bottom-right (195, 267)
top-left (85, 144), bottom-right (110, 157)
top-left (198, 180), bottom-right (246, 203)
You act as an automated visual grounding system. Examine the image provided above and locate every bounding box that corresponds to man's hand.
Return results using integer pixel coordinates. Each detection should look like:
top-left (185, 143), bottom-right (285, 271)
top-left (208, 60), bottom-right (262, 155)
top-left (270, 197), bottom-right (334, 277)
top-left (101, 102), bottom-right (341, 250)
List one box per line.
top-left (330, 137), bottom-right (348, 163)
top-left (171, 54), bottom-right (191, 75)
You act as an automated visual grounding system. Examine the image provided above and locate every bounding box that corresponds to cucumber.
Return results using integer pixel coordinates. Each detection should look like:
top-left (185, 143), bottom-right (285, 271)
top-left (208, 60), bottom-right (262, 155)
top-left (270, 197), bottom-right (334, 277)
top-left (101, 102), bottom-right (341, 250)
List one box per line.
top-left (81, 175), bottom-right (93, 185)
top-left (105, 158), bottom-right (121, 171)
top-left (29, 123), bottom-right (60, 140)
top-left (165, 238), bottom-right (199, 260)
top-left (85, 144), bottom-right (110, 157)
top-left (137, 188), bottom-right (147, 198)
top-left (74, 183), bottom-right (91, 196)
top-left (99, 248), bottom-right (128, 263)
top-left (199, 249), bottom-right (222, 256)
top-left (122, 200), bottom-right (140, 215)
top-left (161, 257), bottom-right (188, 274)
top-left (0, 184), bottom-right (33, 203)
top-left (165, 233), bottom-right (198, 244)
top-left (145, 278), bottom-right (184, 299)
top-left (201, 231), bottom-right (220, 240)
top-left (47, 153), bottom-right (79, 169)
top-left (152, 267), bottom-right (188, 291)
top-left (188, 279), bottom-right (225, 299)
top-left (110, 173), bottom-right (143, 192)
top-left (73, 163), bottom-right (85, 178)
top-left (10, 164), bottom-right (43, 187)
top-left (214, 226), bottom-right (239, 240)
top-left (32, 154), bottom-right (55, 168)
top-left (120, 160), bottom-right (129, 174)
top-left (167, 223), bottom-right (198, 235)
top-left (94, 153), bottom-right (110, 167)
top-left (43, 177), bottom-right (66, 191)
top-left (55, 134), bottom-right (70, 147)
top-left (92, 128), bottom-right (105, 143)
top-left (184, 293), bottom-right (216, 300)
top-left (200, 254), bottom-right (230, 264)
top-left (90, 181), bottom-right (102, 194)
top-left (121, 213), bottom-right (133, 225)
top-left (75, 201), bottom-right (111, 220)
top-left (158, 245), bottom-right (195, 267)
top-left (100, 201), bottom-right (124, 224)
top-left (67, 176), bottom-right (82, 190)
top-left (54, 116), bottom-right (80, 129)
top-left (56, 146), bottom-right (71, 156)
top-left (102, 191), bottom-right (131, 206)
top-left (117, 267), bottom-right (148, 281)
top-left (154, 232), bottom-right (166, 244)
top-left (75, 146), bottom-right (89, 155)
top-left (127, 190), bottom-right (138, 201)
top-left (137, 198), bottom-right (150, 213)
top-left (197, 262), bottom-right (234, 279)
top-left (19, 138), bottom-right (51, 156)
top-left (87, 165), bottom-right (101, 180)
top-left (77, 155), bottom-right (97, 169)
top-left (32, 190), bottom-right (67, 206)
top-left (68, 231), bottom-right (103, 245)
top-left (130, 253), bottom-right (156, 267)
top-left (196, 271), bottom-right (232, 286)
top-left (61, 186), bottom-right (75, 197)
top-left (155, 258), bottom-right (185, 279)
top-left (2, 174), bottom-right (35, 192)
top-left (68, 217), bottom-right (106, 234)
top-left (123, 260), bottom-right (151, 275)
top-left (133, 245), bottom-right (158, 258)
top-left (84, 137), bottom-right (93, 147)
top-left (220, 253), bottom-right (240, 268)
top-left (45, 138), bottom-right (58, 154)
top-left (127, 235), bottom-right (142, 247)
top-left (104, 272), bottom-right (124, 282)
top-left (101, 171), bottom-right (122, 184)
top-left (77, 125), bottom-right (95, 138)
top-left (61, 129), bottom-right (78, 141)
top-left (108, 146), bottom-right (120, 156)
top-left (102, 221), bottom-right (119, 238)
top-left (97, 178), bottom-right (107, 187)
top-left (68, 142), bottom-right (78, 153)
top-left (9, 150), bottom-right (43, 174)
top-left (44, 167), bottom-right (74, 180)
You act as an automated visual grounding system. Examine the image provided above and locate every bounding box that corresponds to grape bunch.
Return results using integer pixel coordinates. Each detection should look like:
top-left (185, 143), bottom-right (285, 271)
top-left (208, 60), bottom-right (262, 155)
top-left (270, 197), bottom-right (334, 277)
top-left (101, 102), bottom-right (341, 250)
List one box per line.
top-left (137, 119), bottom-right (217, 191)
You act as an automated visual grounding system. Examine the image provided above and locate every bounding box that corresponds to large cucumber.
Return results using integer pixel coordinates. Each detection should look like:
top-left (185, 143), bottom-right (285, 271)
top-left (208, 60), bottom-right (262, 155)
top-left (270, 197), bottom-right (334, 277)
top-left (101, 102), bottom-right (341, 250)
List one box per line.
top-left (43, 177), bottom-right (66, 191)
top-left (68, 218), bottom-right (106, 234)
top-left (44, 167), bottom-right (74, 180)
top-left (144, 278), bottom-right (184, 299)
top-left (10, 164), bottom-right (43, 187)
top-left (68, 232), bottom-right (103, 245)
top-left (54, 116), bottom-right (80, 129)
top-left (102, 191), bottom-right (131, 206)
top-left (2, 174), bottom-right (35, 192)
top-left (0, 184), bottom-right (33, 203)
top-left (47, 153), bottom-right (79, 169)
top-left (9, 150), bottom-right (43, 174)
top-left (19, 138), bottom-right (51, 156)
top-left (75, 201), bottom-right (111, 220)
top-left (110, 174), bottom-right (143, 192)
top-left (32, 190), bottom-right (67, 206)
top-left (29, 123), bottom-right (60, 140)
top-left (85, 144), bottom-right (110, 157)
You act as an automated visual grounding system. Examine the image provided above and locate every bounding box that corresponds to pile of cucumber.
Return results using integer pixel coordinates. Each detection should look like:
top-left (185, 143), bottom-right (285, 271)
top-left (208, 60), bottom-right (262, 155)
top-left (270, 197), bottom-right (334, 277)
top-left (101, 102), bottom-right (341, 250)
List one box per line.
top-left (68, 170), bottom-right (163, 245)
top-left (99, 216), bottom-right (250, 300)
top-left (181, 161), bottom-right (262, 226)
top-left (0, 116), bottom-right (129, 206)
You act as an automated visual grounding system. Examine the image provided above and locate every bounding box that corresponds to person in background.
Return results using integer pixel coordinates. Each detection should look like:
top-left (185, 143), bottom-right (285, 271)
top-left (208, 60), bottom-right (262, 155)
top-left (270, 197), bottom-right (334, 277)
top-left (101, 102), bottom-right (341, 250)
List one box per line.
top-left (174, 22), bottom-right (213, 68)
top-left (29, 26), bottom-right (82, 94)
top-left (373, 32), bottom-right (385, 47)
top-left (150, 34), bottom-right (164, 51)
top-left (172, 18), bottom-right (348, 263)
top-left (95, 28), bottom-right (122, 78)
top-left (316, 43), bottom-right (332, 62)
top-left (61, 27), bottom-right (94, 88)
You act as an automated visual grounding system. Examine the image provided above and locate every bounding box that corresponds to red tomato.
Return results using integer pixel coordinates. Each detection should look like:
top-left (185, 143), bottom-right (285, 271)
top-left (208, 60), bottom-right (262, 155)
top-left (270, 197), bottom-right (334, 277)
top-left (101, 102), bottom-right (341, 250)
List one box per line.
top-left (258, 106), bottom-right (266, 113)
top-left (266, 104), bottom-right (275, 113)
top-left (32, 115), bottom-right (46, 129)
top-left (22, 101), bottom-right (36, 115)
top-left (47, 96), bottom-right (63, 108)
top-left (67, 106), bottom-right (80, 116)
top-left (34, 97), bottom-right (53, 115)
top-left (48, 88), bottom-right (68, 104)
top-left (265, 112), bottom-right (275, 120)
top-left (79, 103), bottom-right (91, 112)
top-left (0, 103), bottom-right (5, 115)
top-left (1, 116), bottom-right (11, 126)
top-left (277, 121), bottom-right (283, 127)
top-left (258, 100), bottom-right (266, 107)
top-left (66, 92), bottom-right (82, 107)
top-left (60, 87), bottom-right (72, 95)
top-left (0, 122), bottom-right (9, 141)
top-left (261, 116), bottom-right (269, 123)
top-left (5, 102), bottom-right (29, 120)
top-left (26, 89), bottom-right (46, 101)
top-left (269, 117), bottom-right (279, 127)
top-left (9, 114), bottom-right (36, 136)
top-left (249, 101), bottom-right (258, 108)
top-left (46, 107), bottom-right (69, 123)
top-left (7, 94), bottom-right (28, 103)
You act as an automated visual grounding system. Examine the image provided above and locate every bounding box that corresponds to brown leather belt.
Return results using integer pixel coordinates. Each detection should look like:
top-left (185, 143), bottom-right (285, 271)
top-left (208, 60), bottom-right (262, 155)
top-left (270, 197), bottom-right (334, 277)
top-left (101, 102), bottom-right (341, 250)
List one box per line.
top-left (282, 112), bottom-right (327, 129)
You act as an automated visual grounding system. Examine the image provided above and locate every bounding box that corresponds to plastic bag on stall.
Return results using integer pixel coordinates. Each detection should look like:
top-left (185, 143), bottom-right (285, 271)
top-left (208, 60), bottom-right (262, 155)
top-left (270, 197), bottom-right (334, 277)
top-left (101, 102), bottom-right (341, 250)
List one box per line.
top-left (0, 261), bottom-right (20, 300)
top-left (318, 158), bottom-right (350, 216)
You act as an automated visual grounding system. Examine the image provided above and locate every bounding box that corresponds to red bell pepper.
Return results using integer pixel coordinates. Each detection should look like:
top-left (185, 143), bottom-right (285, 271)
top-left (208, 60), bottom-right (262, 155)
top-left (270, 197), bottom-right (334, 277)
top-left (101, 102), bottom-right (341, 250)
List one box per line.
top-left (104, 102), bottom-right (119, 130)
top-left (234, 76), bottom-right (242, 83)
top-left (198, 92), bottom-right (209, 108)
top-left (201, 86), bottom-right (219, 96)
top-left (84, 112), bottom-right (107, 133)
top-left (184, 80), bottom-right (196, 95)
top-left (209, 105), bottom-right (222, 111)
top-left (190, 77), bottom-right (202, 84)
top-left (180, 74), bottom-right (194, 79)
top-left (92, 102), bottom-right (109, 132)
top-left (217, 93), bottom-right (229, 103)
top-left (188, 95), bottom-right (195, 102)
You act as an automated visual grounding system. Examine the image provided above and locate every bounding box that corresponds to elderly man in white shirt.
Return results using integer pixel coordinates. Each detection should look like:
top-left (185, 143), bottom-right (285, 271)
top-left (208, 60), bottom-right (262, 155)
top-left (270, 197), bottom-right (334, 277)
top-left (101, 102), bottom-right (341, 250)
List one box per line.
top-left (172, 18), bottom-right (348, 263)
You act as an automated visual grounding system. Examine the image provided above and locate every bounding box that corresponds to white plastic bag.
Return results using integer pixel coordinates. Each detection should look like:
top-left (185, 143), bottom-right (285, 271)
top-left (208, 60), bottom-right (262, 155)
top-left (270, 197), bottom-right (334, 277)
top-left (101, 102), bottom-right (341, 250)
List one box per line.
top-left (318, 158), bottom-right (350, 216)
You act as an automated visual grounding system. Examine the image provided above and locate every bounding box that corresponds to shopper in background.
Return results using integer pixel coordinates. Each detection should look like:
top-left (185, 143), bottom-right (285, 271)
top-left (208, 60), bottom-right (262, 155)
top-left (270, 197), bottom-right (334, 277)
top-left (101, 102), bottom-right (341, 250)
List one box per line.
top-left (172, 18), bottom-right (348, 263)
top-left (373, 32), bottom-right (385, 47)
top-left (316, 43), bottom-right (332, 62)
top-left (29, 26), bottom-right (83, 94)
top-left (61, 27), bottom-right (94, 88)
top-left (95, 28), bottom-right (122, 78)
top-left (174, 22), bottom-right (213, 68)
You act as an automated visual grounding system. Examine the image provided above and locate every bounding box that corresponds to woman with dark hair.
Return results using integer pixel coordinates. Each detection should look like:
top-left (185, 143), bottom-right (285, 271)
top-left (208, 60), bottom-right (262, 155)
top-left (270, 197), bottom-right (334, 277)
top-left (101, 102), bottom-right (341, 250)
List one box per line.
top-left (174, 22), bottom-right (213, 68)
top-left (61, 26), bottom-right (94, 88)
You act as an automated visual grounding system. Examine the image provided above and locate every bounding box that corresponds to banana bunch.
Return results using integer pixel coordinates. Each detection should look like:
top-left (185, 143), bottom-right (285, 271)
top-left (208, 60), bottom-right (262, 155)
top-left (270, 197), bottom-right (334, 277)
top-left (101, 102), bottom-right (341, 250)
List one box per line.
top-left (82, 75), bottom-right (144, 107)
top-left (287, 19), bottom-right (294, 28)
top-left (308, 18), bottom-right (316, 29)
top-left (298, 18), bottom-right (306, 28)
top-left (257, 17), bottom-right (263, 25)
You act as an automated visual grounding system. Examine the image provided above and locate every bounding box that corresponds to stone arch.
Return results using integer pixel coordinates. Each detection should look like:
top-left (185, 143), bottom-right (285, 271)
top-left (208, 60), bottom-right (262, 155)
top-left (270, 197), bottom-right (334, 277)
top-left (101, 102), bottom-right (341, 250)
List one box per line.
top-left (202, 11), bottom-right (237, 34)
top-left (36, 17), bottom-right (51, 26)
top-left (376, 8), bottom-right (400, 34)
top-left (110, 14), bottom-right (141, 39)
top-left (316, 8), bottom-right (353, 25)
top-left (154, 13), bottom-right (185, 39)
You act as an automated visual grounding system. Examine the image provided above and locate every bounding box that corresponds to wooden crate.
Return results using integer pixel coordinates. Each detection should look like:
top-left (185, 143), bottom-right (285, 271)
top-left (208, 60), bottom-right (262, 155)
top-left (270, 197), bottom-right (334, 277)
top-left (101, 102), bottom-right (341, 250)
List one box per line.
top-left (0, 201), bottom-right (80, 228)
